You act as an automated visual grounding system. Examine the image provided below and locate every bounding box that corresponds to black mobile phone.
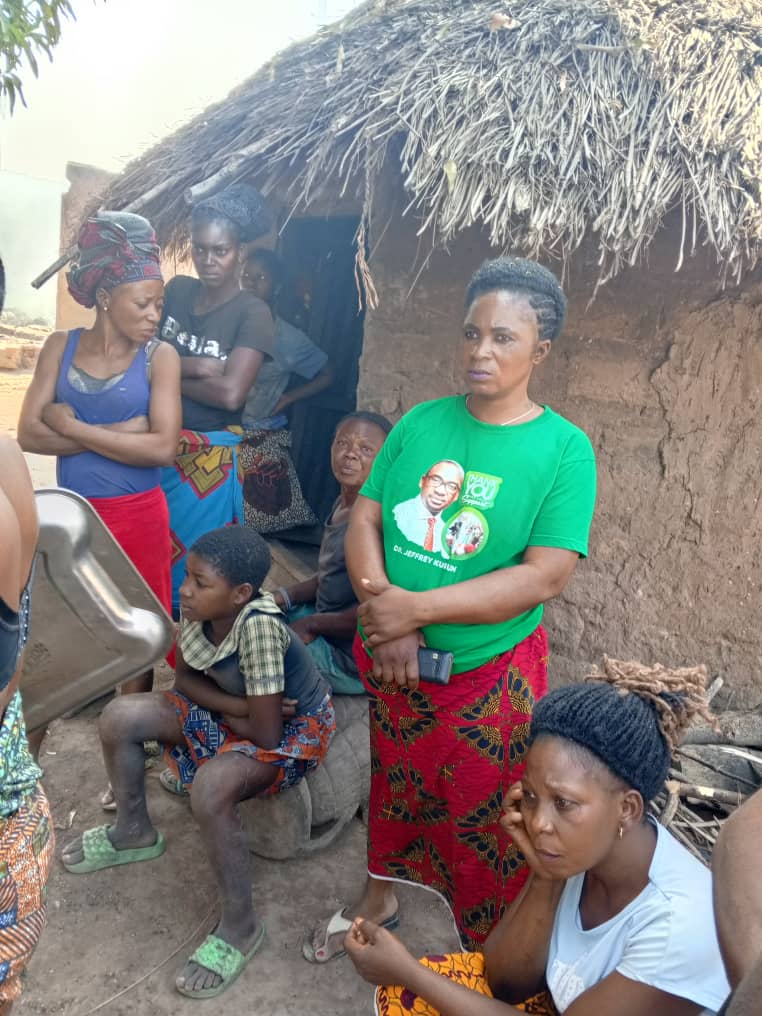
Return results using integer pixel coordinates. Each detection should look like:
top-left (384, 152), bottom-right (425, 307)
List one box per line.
top-left (417, 647), bottom-right (454, 685)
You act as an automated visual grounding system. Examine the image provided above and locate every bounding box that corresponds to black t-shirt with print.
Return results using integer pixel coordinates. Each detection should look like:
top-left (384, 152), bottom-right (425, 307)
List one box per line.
top-left (160, 275), bottom-right (276, 432)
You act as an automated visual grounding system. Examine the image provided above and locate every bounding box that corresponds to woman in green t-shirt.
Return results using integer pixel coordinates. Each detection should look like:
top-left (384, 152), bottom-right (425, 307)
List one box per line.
top-left (303, 257), bottom-right (597, 964)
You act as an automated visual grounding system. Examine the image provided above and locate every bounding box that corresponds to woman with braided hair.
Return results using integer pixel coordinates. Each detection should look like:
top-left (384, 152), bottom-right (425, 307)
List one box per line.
top-left (305, 257), bottom-right (596, 961)
top-left (158, 183), bottom-right (277, 611)
top-left (347, 658), bottom-right (731, 1015)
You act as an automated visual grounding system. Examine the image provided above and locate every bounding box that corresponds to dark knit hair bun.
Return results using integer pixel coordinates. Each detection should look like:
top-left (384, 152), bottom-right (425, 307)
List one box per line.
top-left (465, 256), bottom-right (567, 341)
top-left (529, 657), bottom-right (714, 802)
top-left (190, 525), bottom-right (271, 595)
top-left (192, 183), bottom-right (272, 244)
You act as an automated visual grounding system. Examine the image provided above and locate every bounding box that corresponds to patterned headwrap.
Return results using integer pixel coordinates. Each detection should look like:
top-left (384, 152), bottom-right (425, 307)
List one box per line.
top-left (66, 211), bottom-right (163, 308)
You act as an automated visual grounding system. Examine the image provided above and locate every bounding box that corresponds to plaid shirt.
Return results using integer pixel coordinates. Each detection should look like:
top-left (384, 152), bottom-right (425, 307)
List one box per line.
top-left (179, 592), bottom-right (289, 697)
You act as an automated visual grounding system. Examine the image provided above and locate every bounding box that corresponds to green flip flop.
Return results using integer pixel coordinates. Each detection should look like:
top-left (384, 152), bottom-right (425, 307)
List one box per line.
top-left (176, 926), bottom-right (266, 999)
top-left (63, 824), bottom-right (166, 874)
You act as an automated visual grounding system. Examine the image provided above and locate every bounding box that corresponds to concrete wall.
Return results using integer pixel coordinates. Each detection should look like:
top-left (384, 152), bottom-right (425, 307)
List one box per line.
top-left (358, 186), bottom-right (762, 704)
top-left (0, 170), bottom-right (68, 325)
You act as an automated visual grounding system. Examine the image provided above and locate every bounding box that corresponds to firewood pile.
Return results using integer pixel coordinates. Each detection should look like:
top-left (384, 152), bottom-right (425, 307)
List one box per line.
top-left (650, 678), bottom-right (761, 865)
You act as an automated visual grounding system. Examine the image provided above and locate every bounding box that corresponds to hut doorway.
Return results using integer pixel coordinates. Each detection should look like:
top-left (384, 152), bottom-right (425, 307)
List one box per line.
top-left (277, 215), bottom-right (365, 535)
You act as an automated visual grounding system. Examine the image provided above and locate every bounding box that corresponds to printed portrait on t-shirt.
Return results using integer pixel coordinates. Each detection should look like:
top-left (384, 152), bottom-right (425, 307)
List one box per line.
top-left (445, 508), bottom-right (488, 558)
top-left (392, 459), bottom-right (464, 555)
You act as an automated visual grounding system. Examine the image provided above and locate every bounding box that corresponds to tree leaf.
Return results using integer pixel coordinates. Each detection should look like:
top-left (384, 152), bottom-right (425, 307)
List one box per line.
top-left (0, 0), bottom-right (76, 113)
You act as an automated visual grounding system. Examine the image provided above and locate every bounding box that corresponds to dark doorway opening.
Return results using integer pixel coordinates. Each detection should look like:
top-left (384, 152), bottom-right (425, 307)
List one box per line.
top-left (276, 215), bottom-right (365, 538)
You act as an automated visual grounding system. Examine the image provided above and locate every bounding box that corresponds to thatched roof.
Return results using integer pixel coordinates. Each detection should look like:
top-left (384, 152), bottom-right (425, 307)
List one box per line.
top-left (103, 0), bottom-right (762, 286)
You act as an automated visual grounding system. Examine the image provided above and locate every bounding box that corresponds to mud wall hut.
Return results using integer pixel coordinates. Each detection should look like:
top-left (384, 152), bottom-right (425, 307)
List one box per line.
top-left (97, 0), bottom-right (762, 702)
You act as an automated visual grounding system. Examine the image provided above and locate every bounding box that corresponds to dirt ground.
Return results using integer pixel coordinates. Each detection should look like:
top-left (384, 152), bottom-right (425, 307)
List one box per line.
top-left (0, 371), bottom-right (56, 487)
top-left (0, 370), bottom-right (459, 1016)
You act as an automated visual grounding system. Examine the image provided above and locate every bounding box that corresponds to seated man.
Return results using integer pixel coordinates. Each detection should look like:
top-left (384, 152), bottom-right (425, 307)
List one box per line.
top-left (713, 788), bottom-right (762, 1016)
top-left (274, 411), bottom-right (391, 695)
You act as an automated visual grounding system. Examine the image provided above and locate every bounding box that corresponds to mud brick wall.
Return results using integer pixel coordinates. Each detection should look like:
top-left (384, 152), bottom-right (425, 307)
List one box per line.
top-left (56, 163), bottom-right (115, 332)
top-left (358, 200), bottom-right (762, 703)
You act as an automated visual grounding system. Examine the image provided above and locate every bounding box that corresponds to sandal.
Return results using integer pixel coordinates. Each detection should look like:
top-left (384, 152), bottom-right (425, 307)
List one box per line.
top-left (100, 784), bottom-right (116, 812)
top-left (63, 824), bottom-right (165, 874)
top-left (160, 768), bottom-right (190, 798)
top-left (302, 906), bottom-right (400, 964)
top-left (176, 926), bottom-right (265, 999)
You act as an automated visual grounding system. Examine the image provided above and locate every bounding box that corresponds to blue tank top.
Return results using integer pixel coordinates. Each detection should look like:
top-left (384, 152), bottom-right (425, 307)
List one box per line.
top-left (55, 329), bottom-right (160, 498)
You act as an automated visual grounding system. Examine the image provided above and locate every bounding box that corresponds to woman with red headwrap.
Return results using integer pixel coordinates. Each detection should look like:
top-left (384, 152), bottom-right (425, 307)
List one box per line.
top-left (18, 212), bottom-right (181, 798)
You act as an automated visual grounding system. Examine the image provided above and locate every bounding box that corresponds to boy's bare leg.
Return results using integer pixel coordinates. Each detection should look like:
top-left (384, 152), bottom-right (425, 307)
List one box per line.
top-left (176, 752), bottom-right (277, 995)
top-left (61, 693), bottom-right (184, 864)
top-left (119, 669), bottom-right (154, 696)
top-left (98, 669), bottom-right (156, 810)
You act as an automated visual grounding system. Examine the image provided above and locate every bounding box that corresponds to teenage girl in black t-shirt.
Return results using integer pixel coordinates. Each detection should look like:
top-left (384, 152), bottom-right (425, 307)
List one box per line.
top-left (158, 184), bottom-right (277, 614)
top-left (160, 184), bottom-right (276, 431)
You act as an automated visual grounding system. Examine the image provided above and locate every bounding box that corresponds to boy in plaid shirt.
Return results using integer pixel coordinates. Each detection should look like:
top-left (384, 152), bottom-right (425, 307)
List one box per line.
top-left (62, 526), bottom-right (335, 999)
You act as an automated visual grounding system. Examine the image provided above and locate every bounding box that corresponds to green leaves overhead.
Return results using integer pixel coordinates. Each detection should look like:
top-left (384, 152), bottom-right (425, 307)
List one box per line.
top-left (0, 0), bottom-right (75, 113)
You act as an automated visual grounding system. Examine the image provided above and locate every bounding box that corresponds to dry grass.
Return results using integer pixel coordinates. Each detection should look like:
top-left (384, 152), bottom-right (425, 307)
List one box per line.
top-left (101, 0), bottom-right (762, 287)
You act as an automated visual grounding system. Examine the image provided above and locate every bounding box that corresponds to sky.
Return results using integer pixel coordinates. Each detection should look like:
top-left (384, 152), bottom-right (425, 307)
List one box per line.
top-left (0, 0), bottom-right (360, 182)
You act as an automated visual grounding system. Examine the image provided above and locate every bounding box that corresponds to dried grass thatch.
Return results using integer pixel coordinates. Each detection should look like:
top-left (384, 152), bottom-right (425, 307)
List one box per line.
top-left (102, 0), bottom-right (762, 286)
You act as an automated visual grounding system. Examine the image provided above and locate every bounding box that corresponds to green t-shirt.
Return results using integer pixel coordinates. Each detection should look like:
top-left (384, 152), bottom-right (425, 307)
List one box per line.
top-left (360, 396), bottom-right (597, 673)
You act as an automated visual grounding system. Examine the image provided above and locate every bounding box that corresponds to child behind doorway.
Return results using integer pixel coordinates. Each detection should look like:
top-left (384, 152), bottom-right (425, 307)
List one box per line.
top-left (61, 526), bottom-right (335, 1000)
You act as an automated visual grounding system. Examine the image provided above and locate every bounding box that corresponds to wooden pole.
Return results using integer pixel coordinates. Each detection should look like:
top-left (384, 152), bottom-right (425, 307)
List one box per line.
top-left (30, 247), bottom-right (75, 290)
top-left (30, 175), bottom-right (179, 290)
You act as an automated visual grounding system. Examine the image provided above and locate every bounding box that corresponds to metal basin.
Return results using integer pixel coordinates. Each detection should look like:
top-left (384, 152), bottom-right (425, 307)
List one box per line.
top-left (21, 488), bottom-right (174, 731)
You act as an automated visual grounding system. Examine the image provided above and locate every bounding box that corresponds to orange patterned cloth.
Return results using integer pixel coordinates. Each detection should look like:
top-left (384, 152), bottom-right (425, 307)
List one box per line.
top-left (163, 690), bottom-right (335, 794)
top-left (0, 786), bottom-right (54, 1001)
top-left (375, 951), bottom-right (557, 1015)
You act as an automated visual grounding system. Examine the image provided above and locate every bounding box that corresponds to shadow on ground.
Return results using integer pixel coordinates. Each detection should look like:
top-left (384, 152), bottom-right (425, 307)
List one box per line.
top-left (19, 690), bottom-right (459, 1016)
top-left (2, 373), bottom-right (459, 1015)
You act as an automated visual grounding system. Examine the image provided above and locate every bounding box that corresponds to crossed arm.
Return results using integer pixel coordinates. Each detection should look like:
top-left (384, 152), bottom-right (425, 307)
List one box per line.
top-left (178, 347), bottom-right (264, 413)
top-left (18, 332), bottom-right (181, 466)
top-left (173, 645), bottom-right (283, 750)
top-left (344, 495), bottom-right (579, 686)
